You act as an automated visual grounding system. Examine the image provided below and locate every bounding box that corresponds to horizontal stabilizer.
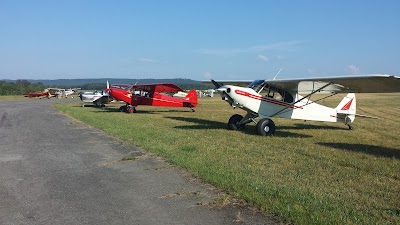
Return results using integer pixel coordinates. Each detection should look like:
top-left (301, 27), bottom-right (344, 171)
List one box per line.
top-left (336, 113), bottom-right (380, 120)
top-left (355, 114), bottom-right (380, 119)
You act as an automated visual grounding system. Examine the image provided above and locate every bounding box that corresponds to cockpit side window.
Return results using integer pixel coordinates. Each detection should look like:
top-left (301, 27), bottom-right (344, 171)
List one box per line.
top-left (260, 84), bottom-right (293, 103)
top-left (247, 81), bottom-right (294, 103)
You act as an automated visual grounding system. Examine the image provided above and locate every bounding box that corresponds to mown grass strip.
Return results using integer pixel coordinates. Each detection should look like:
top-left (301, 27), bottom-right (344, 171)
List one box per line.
top-left (54, 93), bottom-right (400, 225)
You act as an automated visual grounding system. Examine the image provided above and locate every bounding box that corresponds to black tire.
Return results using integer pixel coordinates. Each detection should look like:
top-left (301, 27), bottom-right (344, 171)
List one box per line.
top-left (256, 118), bottom-right (276, 136)
top-left (228, 114), bottom-right (245, 130)
top-left (127, 106), bottom-right (136, 113)
top-left (119, 106), bottom-right (127, 112)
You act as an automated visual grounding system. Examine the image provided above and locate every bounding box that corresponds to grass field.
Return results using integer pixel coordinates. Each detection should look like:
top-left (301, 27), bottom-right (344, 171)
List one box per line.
top-left (54, 93), bottom-right (400, 225)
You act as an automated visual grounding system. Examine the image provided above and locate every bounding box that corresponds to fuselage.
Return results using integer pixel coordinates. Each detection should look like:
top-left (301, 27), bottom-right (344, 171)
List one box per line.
top-left (217, 84), bottom-right (342, 123)
top-left (79, 91), bottom-right (110, 105)
top-left (107, 87), bottom-right (198, 108)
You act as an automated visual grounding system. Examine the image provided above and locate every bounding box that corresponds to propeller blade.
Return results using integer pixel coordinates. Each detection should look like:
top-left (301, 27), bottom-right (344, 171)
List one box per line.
top-left (211, 79), bottom-right (222, 89)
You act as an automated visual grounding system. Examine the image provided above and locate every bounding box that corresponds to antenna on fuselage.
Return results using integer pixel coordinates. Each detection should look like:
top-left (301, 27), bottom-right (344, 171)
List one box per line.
top-left (257, 68), bottom-right (283, 94)
top-left (273, 68), bottom-right (283, 80)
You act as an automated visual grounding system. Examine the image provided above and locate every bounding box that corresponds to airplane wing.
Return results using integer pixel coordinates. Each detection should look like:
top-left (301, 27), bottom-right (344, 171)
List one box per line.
top-left (206, 74), bottom-right (400, 94)
top-left (132, 83), bottom-right (185, 93)
top-left (268, 74), bottom-right (400, 93)
top-left (203, 80), bottom-right (253, 87)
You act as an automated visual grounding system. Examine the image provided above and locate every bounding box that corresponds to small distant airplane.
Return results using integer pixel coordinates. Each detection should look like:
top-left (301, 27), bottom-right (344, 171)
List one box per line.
top-left (25, 88), bottom-right (77, 99)
top-left (56, 88), bottom-right (78, 98)
top-left (45, 88), bottom-right (77, 98)
top-left (106, 82), bottom-right (198, 113)
top-left (64, 88), bottom-right (77, 98)
top-left (24, 89), bottom-right (51, 98)
top-left (79, 90), bottom-right (111, 107)
top-left (47, 88), bottom-right (64, 98)
top-left (209, 74), bottom-right (400, 136)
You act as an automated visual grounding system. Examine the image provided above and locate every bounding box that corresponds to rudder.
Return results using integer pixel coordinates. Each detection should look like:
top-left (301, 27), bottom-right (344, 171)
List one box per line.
top-left (184, 90), bottom-right (198, 108)
top-left (336, 93), bottom-right (356, 123)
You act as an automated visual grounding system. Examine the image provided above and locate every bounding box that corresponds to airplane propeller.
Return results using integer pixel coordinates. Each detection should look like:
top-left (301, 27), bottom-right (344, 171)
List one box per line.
top-left (211, 79), bottom-right (222, 89)
top-left (210, 80), bottom-right (236, 107)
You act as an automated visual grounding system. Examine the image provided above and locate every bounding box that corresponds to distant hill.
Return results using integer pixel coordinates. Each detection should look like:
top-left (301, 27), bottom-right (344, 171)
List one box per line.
top-left (2, 78), bottom-right (213, 90)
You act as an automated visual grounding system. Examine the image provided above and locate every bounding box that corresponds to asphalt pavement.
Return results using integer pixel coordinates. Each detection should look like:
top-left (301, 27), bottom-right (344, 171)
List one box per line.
top-left (0, 99), bottom-right (279, 225)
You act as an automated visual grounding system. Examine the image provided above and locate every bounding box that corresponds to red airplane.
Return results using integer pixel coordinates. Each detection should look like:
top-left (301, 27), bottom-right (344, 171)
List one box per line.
top-left (24, 90), bottom-right (51, 98)
top-left (106, 82), bottom-right (198, 113)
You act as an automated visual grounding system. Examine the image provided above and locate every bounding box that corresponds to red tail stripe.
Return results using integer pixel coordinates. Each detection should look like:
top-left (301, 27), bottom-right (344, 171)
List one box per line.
top-left (341, 98), bottom-right (353, 111)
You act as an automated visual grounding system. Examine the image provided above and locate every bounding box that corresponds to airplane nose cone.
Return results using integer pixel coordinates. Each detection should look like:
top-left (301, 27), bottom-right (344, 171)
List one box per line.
top-left (217, 86), bottom-right (232, 94)
top-left (216, 87), bottom-right (227, 93)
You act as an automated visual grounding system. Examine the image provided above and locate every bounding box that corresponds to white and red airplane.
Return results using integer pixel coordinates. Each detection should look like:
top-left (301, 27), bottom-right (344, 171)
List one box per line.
top-left (209, 74), bottom-right (400, 136)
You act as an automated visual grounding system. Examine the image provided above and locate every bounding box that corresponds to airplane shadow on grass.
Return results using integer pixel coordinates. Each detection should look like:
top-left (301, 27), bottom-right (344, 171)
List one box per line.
top-left (165, 116), bottom-right (225, 130)
top-left (318, 142), bottom-right (400, 159)
top-left (165, 116), bottom-right (312, 138)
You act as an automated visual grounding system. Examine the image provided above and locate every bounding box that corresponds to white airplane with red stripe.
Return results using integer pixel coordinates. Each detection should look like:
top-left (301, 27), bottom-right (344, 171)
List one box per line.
top-left (209, 74), bottom-right (400, 136)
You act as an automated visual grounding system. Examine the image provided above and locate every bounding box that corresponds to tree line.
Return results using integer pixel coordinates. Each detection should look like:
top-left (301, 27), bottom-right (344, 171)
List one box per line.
top-left (0, 80), bottom-right (213, 96)
top-left (0, 80), bottom-right (46, 95)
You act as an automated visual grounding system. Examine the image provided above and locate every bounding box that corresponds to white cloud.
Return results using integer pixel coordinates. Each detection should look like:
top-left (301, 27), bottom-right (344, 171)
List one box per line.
top-left (257, 54), bottom-right (269, 62)
top-left (136, 58), bottom-right (156, 63)
top-left (347, 65), bottom-right (361, 74)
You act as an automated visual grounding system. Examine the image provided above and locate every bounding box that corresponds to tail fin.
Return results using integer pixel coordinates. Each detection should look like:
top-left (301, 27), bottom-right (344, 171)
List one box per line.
top-left (336, 93), bottom-right (356, 123)
top-left (183, 90), bottom-right (198, 108)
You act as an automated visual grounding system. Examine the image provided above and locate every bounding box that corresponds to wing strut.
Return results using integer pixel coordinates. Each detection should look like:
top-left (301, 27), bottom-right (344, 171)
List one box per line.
top-left (270, 82), bottom-right (334, 117)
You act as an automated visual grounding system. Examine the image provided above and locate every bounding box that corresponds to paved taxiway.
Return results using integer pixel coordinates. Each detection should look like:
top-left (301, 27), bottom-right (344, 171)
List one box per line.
top-left (0, 99), bottom-right (278, 225)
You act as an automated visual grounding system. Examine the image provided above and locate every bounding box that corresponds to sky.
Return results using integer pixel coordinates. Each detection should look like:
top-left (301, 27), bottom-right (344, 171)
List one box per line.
top-left (0, 0), bottom-right (399, 80)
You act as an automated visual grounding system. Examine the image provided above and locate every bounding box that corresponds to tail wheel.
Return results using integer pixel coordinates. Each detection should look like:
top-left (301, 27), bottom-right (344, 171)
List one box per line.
top-left (228, 114), bottom-right (245, 130)
top-left (256, 118), bottom-right (276, 136)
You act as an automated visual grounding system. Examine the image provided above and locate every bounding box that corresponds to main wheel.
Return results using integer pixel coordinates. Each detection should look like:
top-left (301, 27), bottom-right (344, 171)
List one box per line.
top-left (256, 118), bottom-right (276, 136)
top-left (127, 106), bottom-right (136, 113)
top-left (119, 105), bottom-right (127, 112)
top-left (228, 114), bottom-right (245, 130)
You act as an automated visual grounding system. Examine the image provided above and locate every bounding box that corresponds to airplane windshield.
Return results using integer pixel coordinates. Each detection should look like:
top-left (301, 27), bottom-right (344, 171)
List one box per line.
top-left (247, 80), bottom-right (265, 92)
